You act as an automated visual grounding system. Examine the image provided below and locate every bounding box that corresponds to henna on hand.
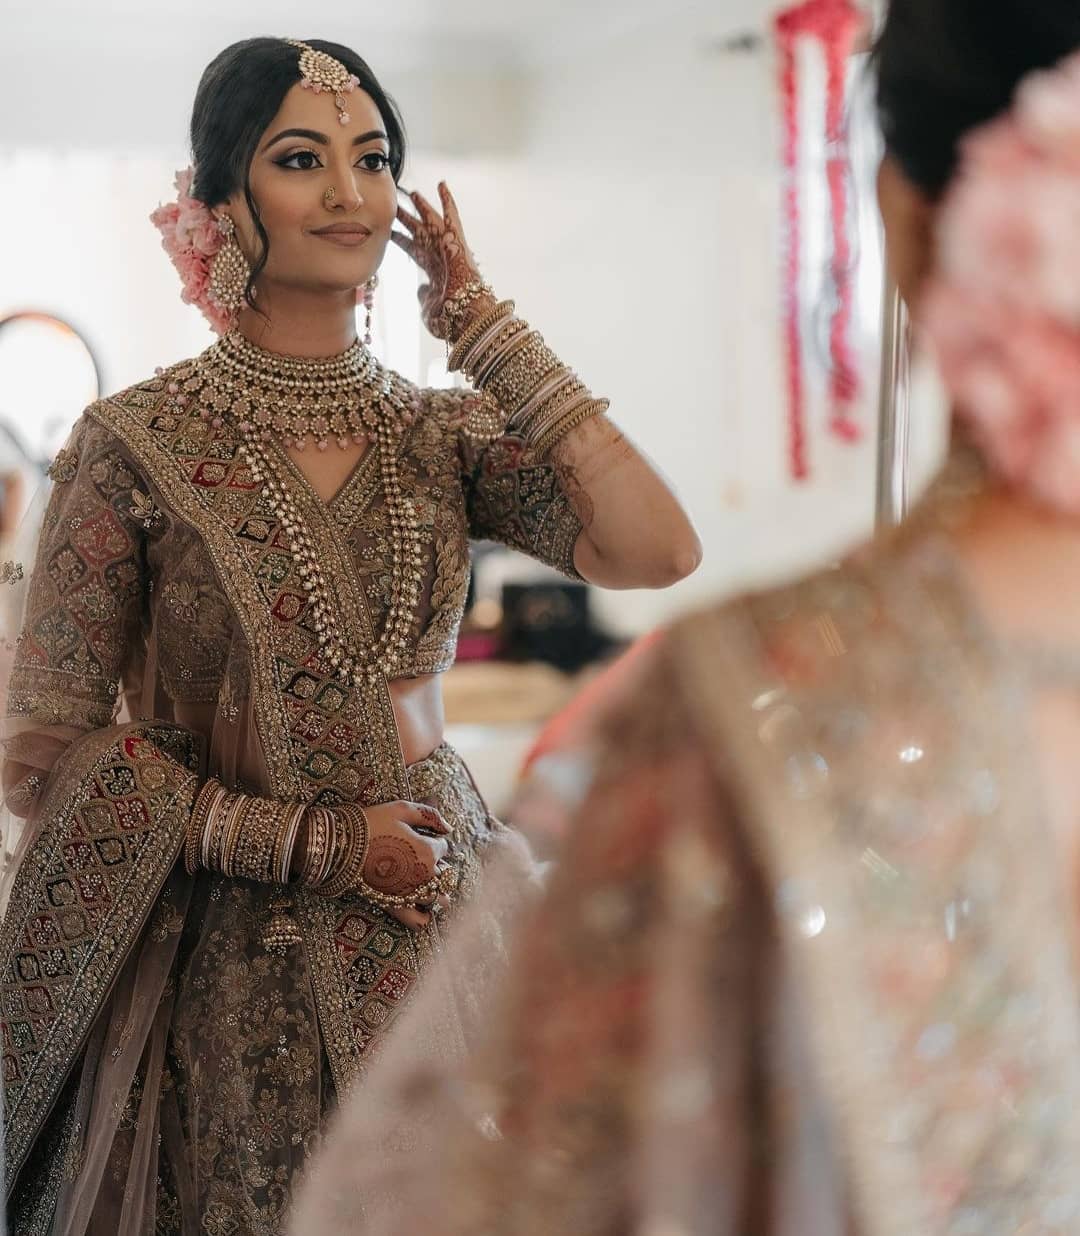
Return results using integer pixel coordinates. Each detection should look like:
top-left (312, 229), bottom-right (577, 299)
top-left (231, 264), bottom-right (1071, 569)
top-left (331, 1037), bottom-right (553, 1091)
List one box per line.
top-left (554, 460), bottom-right (597, 531)
top-left (390, 182), bottom-right (488, 341)
top-left (364, 835), bottom-right (434, 896)
top-left (414, 805), bottom-right (448, 835)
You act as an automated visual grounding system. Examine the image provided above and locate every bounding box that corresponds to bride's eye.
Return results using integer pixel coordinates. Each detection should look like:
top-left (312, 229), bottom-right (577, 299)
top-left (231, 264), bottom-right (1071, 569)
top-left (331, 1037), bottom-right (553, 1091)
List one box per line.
top-left (276, 150), bottom-right (322, 171)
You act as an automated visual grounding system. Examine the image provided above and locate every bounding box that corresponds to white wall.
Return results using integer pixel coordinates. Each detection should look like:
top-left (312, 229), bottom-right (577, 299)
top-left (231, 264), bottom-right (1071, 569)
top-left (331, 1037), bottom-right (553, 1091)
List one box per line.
top-left (419, 21), bottom-right (916, 636)
top-left (1, 4), bottom-right (942, 640)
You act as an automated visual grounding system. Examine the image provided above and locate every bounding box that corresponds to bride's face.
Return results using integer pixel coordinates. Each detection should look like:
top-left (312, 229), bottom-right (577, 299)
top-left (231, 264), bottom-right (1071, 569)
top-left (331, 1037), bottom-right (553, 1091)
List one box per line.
top-left (221, 82), bottom-right (399, 296)
top-left (877, 154), bottom-right (938, 309)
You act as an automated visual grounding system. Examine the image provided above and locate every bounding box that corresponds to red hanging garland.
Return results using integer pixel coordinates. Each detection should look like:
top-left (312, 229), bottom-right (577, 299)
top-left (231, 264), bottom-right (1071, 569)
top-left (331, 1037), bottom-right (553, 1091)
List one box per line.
top-left (774, 0), bottom-right (864, 480)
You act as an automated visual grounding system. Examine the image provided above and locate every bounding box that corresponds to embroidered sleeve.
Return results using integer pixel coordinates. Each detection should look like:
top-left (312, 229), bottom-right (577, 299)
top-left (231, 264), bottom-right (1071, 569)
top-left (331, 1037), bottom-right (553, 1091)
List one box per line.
top-left (426, 388), bottom-right (584, 580)
top-left (7, 416), bottom-right (152, 735)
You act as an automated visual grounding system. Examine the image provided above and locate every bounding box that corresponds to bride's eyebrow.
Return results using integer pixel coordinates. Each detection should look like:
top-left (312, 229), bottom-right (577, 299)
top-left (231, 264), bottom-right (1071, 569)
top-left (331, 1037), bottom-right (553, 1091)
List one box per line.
top-left (262, 127), bottom-right (388, 152)
top-left (263, 127), bottom-right (328, 151)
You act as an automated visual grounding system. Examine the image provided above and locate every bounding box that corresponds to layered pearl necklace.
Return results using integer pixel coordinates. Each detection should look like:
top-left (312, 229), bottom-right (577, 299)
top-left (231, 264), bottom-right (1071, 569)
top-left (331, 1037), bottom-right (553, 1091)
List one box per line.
top-left (173, 332), bottom-right (423, 684)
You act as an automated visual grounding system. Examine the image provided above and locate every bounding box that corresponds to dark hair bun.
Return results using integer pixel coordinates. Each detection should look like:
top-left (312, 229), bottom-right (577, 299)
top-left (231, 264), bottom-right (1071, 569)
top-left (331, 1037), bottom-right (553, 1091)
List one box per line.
top-left (876, 0), bottom-right (1080, 195)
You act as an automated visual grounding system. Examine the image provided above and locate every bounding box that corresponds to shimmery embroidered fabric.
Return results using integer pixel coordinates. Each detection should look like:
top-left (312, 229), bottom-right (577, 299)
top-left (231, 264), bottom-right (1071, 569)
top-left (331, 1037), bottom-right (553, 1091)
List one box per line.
top-left (291, 484), bottom-right (1080, 1235)
top-left (0, 353), bottom-right (574, 1233)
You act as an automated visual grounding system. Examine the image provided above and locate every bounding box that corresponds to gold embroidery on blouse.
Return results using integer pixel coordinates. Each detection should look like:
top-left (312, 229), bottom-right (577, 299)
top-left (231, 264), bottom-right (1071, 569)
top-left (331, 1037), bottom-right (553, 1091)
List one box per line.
top-left (128, 487), bottom-right (163, 531)
top-left (88, 373), bottom-right (422, 1091)
top-left (46, 448), bottom-right (79, 484)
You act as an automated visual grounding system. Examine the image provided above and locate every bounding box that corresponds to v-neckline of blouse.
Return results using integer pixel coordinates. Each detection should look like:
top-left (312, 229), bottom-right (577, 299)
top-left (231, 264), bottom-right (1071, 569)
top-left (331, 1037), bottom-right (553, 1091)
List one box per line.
top-left (269, 438), bottom-right (380, 517)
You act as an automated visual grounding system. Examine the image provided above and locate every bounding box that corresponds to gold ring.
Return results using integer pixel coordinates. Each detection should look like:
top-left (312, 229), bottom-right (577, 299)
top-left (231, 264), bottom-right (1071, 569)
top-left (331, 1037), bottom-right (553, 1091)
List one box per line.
top-left (324, 186), bottom-right (336, 203)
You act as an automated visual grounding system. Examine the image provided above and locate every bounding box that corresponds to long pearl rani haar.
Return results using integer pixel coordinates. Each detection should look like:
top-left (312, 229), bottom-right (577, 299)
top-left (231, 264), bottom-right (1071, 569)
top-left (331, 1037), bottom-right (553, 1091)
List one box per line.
top-left (171, 331), bottom-right (423, 684)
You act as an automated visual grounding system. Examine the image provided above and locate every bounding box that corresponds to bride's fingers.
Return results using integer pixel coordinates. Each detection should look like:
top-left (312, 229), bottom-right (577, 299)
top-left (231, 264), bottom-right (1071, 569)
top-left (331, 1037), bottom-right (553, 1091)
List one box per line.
top-left (413, 889), bottom-right (451, 917)
top-left (418, 283), bottom-right (443, 316)
top-left (395, 204), bottom-right (421, 232)
top-left (438, 181), bottom-right (465, 235)
top-left (409, 189), bottom-right (444, 229)
top-left (394, 234), bottom-right (443, 282)
top-left (390, 231), bottom-right (418, 261)
top-left (389, 905), bottom-right (431, 931)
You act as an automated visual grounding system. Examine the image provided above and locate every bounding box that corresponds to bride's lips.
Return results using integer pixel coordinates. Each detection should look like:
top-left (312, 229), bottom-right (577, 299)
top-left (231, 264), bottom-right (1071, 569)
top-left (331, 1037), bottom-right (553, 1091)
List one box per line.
top-left (310, 223), bottom-right (373, 247)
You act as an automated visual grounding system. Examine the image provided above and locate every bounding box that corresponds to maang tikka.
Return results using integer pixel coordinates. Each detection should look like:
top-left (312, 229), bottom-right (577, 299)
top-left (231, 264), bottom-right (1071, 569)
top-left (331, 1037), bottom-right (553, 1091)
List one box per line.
top-left (287, 39), bottom-right (361, 126)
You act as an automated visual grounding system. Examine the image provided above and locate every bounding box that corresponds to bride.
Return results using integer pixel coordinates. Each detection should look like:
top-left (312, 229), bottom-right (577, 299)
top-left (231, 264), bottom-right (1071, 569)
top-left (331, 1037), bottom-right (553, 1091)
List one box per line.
top-left (0, 34), bottom-right (699, 1235)
top-left (290, 1), bottom-right (1080, 1232)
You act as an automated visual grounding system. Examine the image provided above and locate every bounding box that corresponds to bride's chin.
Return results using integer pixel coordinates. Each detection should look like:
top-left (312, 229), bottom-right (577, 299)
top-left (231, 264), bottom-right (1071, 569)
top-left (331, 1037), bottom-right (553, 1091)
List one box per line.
top-left (277, 278), bottom-right (371, 299)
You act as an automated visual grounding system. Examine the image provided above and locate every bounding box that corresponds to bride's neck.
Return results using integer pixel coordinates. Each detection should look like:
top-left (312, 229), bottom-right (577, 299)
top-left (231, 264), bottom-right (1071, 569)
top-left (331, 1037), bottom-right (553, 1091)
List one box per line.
top-left (234, 285), bottom-right (359, 359)
top-left (953, 487), bottom-right (1080, 650)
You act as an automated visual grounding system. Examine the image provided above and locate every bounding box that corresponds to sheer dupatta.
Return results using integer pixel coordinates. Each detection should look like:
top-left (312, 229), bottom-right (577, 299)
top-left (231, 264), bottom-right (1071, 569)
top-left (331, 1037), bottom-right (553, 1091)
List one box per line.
top-left (0, 417), bottom-right (204, 1233)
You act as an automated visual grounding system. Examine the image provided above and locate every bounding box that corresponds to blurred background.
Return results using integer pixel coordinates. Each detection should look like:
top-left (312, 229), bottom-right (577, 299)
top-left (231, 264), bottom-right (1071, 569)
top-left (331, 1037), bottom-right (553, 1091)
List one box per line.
top-left (1, 0), bottom-right (940, 813)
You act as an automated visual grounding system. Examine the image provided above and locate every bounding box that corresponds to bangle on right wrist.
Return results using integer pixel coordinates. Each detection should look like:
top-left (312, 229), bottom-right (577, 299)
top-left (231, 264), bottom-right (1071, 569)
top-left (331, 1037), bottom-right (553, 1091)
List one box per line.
top-left (185, 781), bottom-right (308, 887)
top-left (300, 806), bottom-right (334, 887)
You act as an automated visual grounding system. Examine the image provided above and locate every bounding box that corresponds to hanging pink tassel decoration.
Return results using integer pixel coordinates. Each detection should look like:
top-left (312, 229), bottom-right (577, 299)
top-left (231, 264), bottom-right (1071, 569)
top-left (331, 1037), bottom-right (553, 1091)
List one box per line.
top-left (774, 0), bottom-right (865, 480)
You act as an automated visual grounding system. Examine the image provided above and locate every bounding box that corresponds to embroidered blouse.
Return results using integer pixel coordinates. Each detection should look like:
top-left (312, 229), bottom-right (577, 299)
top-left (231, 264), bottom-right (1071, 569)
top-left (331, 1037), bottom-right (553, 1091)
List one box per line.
top-left (8, 368), bottom-right (583, 751)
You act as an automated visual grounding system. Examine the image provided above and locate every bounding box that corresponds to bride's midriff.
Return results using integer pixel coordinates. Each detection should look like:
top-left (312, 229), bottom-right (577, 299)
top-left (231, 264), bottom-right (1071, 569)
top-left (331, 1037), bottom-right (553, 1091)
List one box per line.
top-left (180, 672), bottom-right (447, 796)
top-left (388, 672), bottom-right (446, 768)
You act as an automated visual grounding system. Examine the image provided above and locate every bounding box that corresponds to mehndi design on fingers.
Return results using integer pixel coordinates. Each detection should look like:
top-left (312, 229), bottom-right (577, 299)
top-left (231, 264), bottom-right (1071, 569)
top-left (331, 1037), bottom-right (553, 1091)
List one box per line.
top-left (392, 185), bottom-right (491, 341)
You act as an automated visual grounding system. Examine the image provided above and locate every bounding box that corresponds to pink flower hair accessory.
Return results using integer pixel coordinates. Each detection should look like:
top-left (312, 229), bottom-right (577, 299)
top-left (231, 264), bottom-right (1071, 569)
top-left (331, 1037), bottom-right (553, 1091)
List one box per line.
top-left (924, 49), bottom-right (1080, 515)
top-left (150, 167), bottom-right (236, 335)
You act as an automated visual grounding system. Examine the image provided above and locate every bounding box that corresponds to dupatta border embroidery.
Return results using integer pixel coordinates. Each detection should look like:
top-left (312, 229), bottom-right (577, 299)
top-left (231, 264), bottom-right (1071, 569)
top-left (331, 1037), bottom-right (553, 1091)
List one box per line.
top-left (1, 723), bottom-right (199, 1192)
top-left (88, 393), bottom-right (300, 801)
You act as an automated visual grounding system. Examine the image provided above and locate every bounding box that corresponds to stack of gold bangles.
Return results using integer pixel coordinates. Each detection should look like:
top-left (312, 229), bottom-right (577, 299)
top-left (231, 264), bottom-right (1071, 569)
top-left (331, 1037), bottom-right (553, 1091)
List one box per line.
top-left (304, 802), bottom-right (369, 897)
top-left (184, 780), bottom-right (454, 910)
top-left (447, 296), bottom-right (610, 457)
top-left (184, 780), bottom-right (306, 886)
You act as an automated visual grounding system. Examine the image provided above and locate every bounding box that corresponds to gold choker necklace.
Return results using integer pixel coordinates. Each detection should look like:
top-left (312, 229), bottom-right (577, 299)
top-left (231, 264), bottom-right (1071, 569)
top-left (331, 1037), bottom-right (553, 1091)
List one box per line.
top-left (193, 331), bottom-right (413, 451)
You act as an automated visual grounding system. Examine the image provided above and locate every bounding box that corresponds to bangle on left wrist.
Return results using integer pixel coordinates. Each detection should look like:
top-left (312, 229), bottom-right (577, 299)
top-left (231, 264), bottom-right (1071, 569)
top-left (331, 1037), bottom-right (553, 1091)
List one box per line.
top-left (442, 279), bottom-right (496, 341)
